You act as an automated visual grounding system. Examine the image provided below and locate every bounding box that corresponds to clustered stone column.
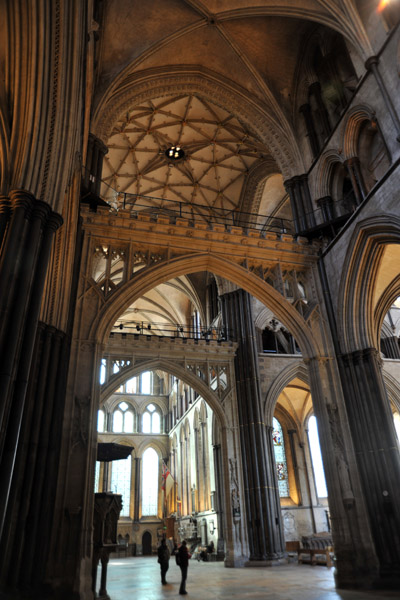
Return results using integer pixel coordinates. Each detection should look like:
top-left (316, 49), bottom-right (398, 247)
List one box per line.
top-left (221, 289), bottom-right (285, 562)
top-left (0, 191), bottom-right (63, 587)
top-left (339, 348), bottom-right (400, 584)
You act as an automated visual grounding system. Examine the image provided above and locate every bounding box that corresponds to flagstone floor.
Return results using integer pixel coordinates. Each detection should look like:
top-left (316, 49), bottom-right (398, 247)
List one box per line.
top-left (101, 556), bottom-right (400, 600)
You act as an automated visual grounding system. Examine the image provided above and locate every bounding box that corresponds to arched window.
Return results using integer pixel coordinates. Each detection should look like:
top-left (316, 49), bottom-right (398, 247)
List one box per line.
top-left (394, 412), bottom-right (400, 443)
top-left (141, 371), bottom-right (152, 394)
top-left (100, 358), bottom-right (106, 385)
top-left (126, 376), bottom-right (138, 393)
top-left (112, 402), bottom-right (135, 433)
top-left (308, 415), bottom-right (328, 498)
top-left (97, 409), bottom-right (105, 432)
top-left (272, 417), bottom-right (289, 497)
top-left (94, 461), bottom-right (101, 492)
top-left (111, 454), bottom-right (132, 517)
top-left (142, 403), bottom-right (161, 433)
top-left (142, 448), bottom-right (159, 516)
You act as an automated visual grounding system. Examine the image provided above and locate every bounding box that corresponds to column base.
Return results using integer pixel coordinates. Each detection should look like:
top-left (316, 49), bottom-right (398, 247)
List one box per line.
top-left (335, 568), bottom-right (400, 590)
top-left (244, 558), bottom-right (287, 567)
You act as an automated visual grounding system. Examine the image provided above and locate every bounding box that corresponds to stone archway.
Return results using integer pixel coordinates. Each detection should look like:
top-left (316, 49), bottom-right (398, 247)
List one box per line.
top-left (338, 215), bottom-right (400, 353)
top-left (97, 342), bottom-right (247, 567)
top-left (90, 252), bottom-right (319, 359)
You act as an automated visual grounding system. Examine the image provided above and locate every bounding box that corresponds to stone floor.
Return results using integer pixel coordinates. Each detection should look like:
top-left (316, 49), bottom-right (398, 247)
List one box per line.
top-left (101, 557), bottom-right (400, 600)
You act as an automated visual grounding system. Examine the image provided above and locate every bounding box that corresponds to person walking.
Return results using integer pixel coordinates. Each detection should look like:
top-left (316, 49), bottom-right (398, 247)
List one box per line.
top-left (177, 540), bottom-right (191, 595)
top-left (157, 538), bottom-right (170, 585)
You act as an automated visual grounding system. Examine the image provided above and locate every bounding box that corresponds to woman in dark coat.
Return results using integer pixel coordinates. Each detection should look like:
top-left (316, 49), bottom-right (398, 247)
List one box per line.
top-left (157, 538), bottom-right (170, 585)
top-left (177, 540), bottom-right (191, 595)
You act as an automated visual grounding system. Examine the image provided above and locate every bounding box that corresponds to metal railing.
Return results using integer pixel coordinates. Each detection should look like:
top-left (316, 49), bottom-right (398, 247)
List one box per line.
top-left (82, 168), bottom-right (294, 235)
top-left (110, 321), bottom-right (231, 341)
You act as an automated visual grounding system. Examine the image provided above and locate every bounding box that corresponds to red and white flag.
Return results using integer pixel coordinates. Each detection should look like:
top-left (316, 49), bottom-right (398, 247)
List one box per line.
top-left (161, 460), bottom-right (174, 496)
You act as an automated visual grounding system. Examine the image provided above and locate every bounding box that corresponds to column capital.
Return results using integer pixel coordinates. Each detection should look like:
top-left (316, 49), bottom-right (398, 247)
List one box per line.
top-left (341, 346), bottom-right (381, 366)
top-left (46, 211), bottom-right (63, 233)
top-left (29, 200), bottom-right (52, 225)
top-left (9, 189), bottom-right (35, 212)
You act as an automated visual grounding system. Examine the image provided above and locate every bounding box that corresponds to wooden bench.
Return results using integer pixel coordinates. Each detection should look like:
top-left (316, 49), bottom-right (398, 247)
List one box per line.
top-left (298, 532), bottom-right (334, 567)
top-left (285, 533), bottom-right (334, 567)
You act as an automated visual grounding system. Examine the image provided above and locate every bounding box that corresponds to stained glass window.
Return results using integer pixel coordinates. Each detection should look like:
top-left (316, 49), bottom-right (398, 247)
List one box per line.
top-left (308, 415), bottom-right (328, 498)
top-left (272, 417), bottom-right (289, 497)
top-left (111, 454), bottom-right (132, 517)
top-left (142, 448), bottom-right (159, 516)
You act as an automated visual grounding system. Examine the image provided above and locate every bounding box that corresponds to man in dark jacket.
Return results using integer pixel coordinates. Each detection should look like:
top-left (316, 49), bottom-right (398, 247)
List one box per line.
top-left (157, 538), bottom-right (170, 585)
top-left (177, 540), bottom-right (191, 595)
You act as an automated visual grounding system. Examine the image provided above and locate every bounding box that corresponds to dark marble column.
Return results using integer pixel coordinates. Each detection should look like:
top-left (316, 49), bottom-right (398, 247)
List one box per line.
top-left (0, 196), bottom-right (10, 248)
top-left (299, 175), bottom-right (316, 228)
top-left (299, 103), bottom-right (320, 157)
top-left (83, 133), bottom-right (108, 198)
top-left (381, 336), bottom-right (400, 359)
top-left (221, 289), bottom-right (285, 561)
top-left (344, 157), bottom-right (366, 205)
top-left (0, 191), bottom-right (62, 543)
top-left (340, 347), bottom-right (400, 584)
top-left (365, 56), bottom-right (400, 142)
top-left (284, 179), bottom-right (301, 234)
top-left (134, 457), bottom-right (141, 522)
top-left (284, 176), bottom-right (315, 234)
top-left (309, 81), bottom-right (331, 140)
top-left (287, 429), bottom-right (303, 506)
top-left (213, 443), bottom-right (225, 558)
top-left (316, 196), bottom-right (336, 222)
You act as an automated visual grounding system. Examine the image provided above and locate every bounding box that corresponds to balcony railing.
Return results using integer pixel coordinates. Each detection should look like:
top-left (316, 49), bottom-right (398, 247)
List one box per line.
top-left (82, 169), bottom-right (294, 235)
top-left (110, 322), bottom-right (231, 342)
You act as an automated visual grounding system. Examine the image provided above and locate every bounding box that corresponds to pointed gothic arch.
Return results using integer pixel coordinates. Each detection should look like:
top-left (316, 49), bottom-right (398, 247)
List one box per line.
top-left (100, 357), bottom-right (227, 429)
top-left (264, 361), bottom-right (310, 424)
top-left (338, 215), bottom-right (400, 352)
top-left (91, 253), bottom-right (319, 359)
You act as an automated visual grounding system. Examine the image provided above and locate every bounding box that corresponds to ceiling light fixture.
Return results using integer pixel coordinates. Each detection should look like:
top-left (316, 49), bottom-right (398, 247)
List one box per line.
top-left (165, 145), bottom-right (185, 163)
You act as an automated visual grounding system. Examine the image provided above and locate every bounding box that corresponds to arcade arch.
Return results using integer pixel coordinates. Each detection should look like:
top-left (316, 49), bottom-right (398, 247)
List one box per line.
top-left (97, 354), bottom-right (243, 560)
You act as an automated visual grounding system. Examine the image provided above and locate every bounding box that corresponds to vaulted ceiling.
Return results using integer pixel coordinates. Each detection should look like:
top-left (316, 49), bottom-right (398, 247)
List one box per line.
top-left (95, 1), bottom-right (372, 220)
top-left (101, 93), bottom-right (285, 219)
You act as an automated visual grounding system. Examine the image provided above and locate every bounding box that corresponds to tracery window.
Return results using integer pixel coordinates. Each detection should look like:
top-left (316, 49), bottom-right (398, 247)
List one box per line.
top-left (112, 401), bottom-right (135, 433)
top-left (111, 454), bottom-right (132, 517)
top-left (142, 403), bottom-right (161, 434)
top-left (142, 448), bottom-right (159, 516)
top-left (308, 415), bottom-right (328, 498)
top-left (272, 417), bottom-right (289, 497)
